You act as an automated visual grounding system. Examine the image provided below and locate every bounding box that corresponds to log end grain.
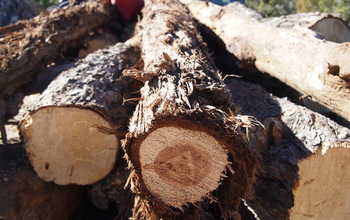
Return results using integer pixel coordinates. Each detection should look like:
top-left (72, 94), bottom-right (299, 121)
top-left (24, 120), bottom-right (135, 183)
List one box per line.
top-left (290, 145), bottom-right (350, 219)
top-left (125, 114), bottom-right (258, 219)
top-left (20, 106), bottom-right (118, 185)
top-left (135, 125), bottom-right (229, 208)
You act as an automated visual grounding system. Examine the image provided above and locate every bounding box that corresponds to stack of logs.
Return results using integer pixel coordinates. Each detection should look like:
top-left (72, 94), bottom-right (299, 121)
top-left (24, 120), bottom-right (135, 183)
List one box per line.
top-left (0, 0), bottom-right (350, 219)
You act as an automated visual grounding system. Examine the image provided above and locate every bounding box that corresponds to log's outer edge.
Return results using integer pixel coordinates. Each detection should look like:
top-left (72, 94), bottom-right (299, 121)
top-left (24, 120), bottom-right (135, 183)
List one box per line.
top-left (20, 43), bottom-right (141, 132)
top-left (124, 108), bottom-right (259, 219)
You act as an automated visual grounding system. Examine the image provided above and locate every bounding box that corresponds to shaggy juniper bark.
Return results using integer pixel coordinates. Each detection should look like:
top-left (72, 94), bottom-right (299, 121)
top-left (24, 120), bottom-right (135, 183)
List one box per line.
top-left (122, 0), bottom-right (258, 219)
top-left (19, 43), bottom-right (140, 185)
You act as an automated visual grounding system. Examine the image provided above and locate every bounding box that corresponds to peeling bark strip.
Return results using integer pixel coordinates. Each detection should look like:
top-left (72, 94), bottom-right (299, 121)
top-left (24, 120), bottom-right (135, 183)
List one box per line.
top-left (19, 43), bottom-right (140, 185)
top-left (186, 1), bottom-right (350, 122)
top-left (122, 0), bottom-right (258, 219)
top-left (0, 0), bottom-right (113, 100)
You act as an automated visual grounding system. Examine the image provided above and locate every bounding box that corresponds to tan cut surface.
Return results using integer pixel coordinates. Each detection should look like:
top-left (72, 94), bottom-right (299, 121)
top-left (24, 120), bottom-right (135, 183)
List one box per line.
top-left (290, 146), bottom-right (350, 220)
top-left (139, 126), bottom-right (229, 208)
top-left (20, 107), bottom-right (118, 185)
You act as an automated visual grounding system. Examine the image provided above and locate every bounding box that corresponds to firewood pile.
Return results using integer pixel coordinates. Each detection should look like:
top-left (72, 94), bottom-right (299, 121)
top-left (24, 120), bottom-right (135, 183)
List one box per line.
top-left (1, 0), bottom-right (350, 219)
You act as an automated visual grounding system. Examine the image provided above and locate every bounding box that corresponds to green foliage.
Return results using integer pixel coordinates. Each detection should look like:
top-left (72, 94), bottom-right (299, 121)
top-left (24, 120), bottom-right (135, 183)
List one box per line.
top-left (246, 0), bottom-right (297, 17)
top-left (247, 0), bottom-right (350, 23)
top-left (296, 0), bottom-right (350, 22)
top-left (36, 0), bottom-right (59, 8)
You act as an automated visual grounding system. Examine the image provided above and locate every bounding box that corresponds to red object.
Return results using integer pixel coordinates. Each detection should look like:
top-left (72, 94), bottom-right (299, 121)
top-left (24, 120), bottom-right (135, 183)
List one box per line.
top-left (111, 0), bottom-right (144, 21)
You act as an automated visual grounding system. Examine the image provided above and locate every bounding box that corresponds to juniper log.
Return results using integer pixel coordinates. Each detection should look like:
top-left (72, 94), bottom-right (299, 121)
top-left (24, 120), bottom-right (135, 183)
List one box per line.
top-left (122, 0), bottom-right (258, 219)
top-left (0, 0), bottom-right (113, 100)
top-left (19, 43), bottom-right (140, 185)
top-left (186, 1), bottom-right (350, 122)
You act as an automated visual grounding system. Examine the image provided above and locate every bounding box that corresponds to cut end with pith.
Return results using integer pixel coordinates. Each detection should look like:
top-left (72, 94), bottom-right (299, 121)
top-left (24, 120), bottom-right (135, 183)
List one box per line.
top-left (20, 107), bottom-right (118, 185)
top-left (129, 123), bottom-right (230, 208)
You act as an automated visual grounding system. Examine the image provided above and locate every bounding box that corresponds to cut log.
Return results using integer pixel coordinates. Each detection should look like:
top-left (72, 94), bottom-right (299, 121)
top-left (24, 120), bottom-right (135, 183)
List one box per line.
top-left (122, 0), bottom-right (258, 219)
top-left (225, 77), bottom-right (350, 220)
top-left (19, 42), bottom-right (141, 185)
top-left (224, 2), bottom-right (350, 43)
top-left (186, 1), bottom-right (350, 122)
top-left (264, 12), bottom-right (350, 43)
top-left (0, 0), bottom-right (114, 100)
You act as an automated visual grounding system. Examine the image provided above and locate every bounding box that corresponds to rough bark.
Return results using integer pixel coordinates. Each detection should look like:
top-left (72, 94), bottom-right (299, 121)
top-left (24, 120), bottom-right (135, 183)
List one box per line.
top-left (122, 0), bottom-right (258, 219)
top-left (225, 77), bottom-right (350, 220)
top-left (186, 1), bottom-right (350, 123)
top-left (0, 143), bottom-right (85, 220)
top-left (0, 0), bottom-right (114, 100)
top-left (19, 42), bottom-right (141, 185)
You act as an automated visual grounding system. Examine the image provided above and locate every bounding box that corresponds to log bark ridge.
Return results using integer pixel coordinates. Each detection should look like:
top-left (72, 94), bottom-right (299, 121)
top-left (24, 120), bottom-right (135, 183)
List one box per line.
top-left (226, 77), bottom-right (350, 220)
top-left (186, 1), bottom-right (350, 123)
top-left (0, 0), bottom-right (113, 100)
top-left (122, 0), bottom-right (258, 219)
top-left (19, 42), bottom-right (140, 185)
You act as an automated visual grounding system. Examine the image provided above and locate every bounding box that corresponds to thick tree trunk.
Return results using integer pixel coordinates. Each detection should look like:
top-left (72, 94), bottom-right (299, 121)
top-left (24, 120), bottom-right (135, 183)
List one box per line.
top-left (186, 1), bottom-right (350, 123)
top-left (19, 42), bottom-right (140, 185)
top-left (0, 0), bottom-right (113, 100)
top-left (225, 77), bottom-right (350, 220)
top-left (122, 0), bottom-right (258, 219)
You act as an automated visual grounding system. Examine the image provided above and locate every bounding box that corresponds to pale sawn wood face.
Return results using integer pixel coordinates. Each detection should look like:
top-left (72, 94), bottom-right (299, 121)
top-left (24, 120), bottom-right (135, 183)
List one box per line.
top-left (21, 107), bottom-right (118, 185)
top-left (139, 126), bottom-right (228, 208)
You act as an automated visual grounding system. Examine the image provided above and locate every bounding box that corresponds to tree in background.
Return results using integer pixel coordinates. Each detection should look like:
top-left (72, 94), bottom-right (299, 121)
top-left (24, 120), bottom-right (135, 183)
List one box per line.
top-left (246, 0), bottom-right (350, 24)
top-left (296, 0), bottom-right (350, 23)
top-left (246, 0), bottom-right (297, 17)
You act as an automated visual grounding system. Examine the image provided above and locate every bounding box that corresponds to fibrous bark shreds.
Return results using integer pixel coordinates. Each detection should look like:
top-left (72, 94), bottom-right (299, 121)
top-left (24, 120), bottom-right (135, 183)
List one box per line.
top-left (19, 43), bottom-right (140, 185)
top-left (122, 0), bottom-right (258, 219)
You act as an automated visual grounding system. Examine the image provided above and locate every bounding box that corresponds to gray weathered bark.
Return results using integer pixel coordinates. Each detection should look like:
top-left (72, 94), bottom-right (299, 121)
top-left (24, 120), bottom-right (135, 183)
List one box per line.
top-left (226, 77), bottom-right (350, 220)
